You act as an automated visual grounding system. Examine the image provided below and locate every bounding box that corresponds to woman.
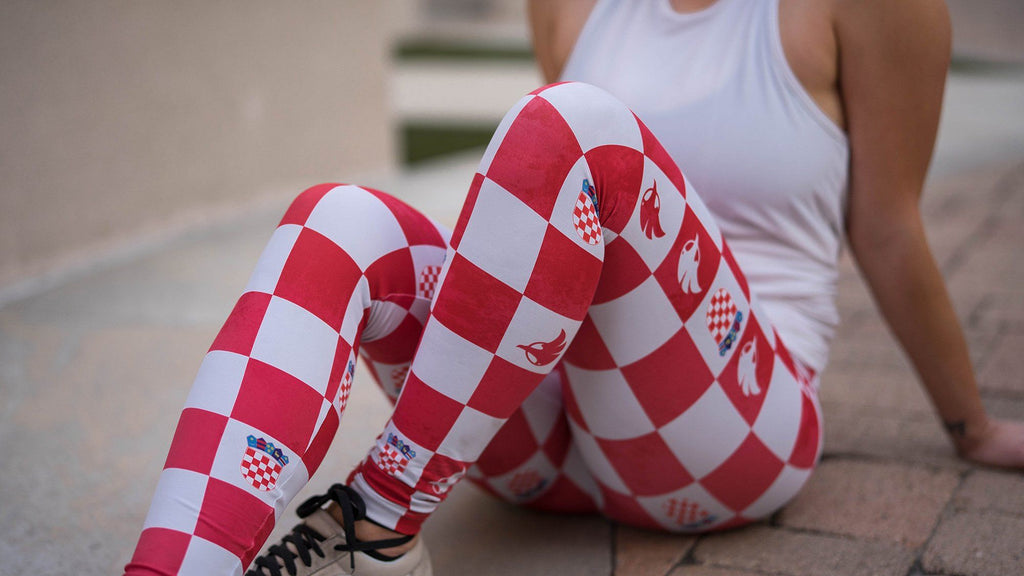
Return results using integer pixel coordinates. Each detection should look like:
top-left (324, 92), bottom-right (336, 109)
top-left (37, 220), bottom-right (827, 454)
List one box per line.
top-left (125, 1), bottom-right (1024, 575)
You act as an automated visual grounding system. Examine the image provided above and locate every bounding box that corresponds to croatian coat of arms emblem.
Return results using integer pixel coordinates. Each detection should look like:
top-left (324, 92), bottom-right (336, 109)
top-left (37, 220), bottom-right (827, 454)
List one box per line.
top-left (240, 435), bottom-right (289, 491)
top-left (706, 288), bottom-right (743, 356)
top-left (573, 179), bottom-right (601, 245)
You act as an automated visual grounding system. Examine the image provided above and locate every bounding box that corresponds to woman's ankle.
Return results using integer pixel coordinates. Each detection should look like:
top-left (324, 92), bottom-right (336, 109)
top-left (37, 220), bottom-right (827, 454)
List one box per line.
top-left (325, 503), bottom-right (417, 557)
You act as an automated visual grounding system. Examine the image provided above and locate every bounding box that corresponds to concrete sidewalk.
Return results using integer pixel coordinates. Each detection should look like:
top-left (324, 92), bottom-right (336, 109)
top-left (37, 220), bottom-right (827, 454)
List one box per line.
top-left (2, 68), bottom-right (1023, 575)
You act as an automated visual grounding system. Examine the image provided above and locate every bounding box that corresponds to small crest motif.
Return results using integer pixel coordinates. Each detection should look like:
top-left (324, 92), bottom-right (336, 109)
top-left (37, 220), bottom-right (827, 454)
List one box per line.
top-left (573, 179), bottom-right (602, 245)
top-left (518, 329), bottom-right (567, 367)
top-left (677, 234), bottom-right (702, 294)
top-left (417, 265), bottom-right (442, 300)
top-left (706, 288), bottom-right (743, 356)
top-left (664, 497), bottom-right (715, 530)
top-left (377, 432), bottom-right (417, 476)
top-left (335, 358), bottom-right (356, 412)
top-left (736, 340), bottom-right (761, 397)
top-left (640, 180), bottom-right (666, 239)
top-left (508, 470), bottom-right (548, 500)
top-left (240, 435), bottom-right (290, 492)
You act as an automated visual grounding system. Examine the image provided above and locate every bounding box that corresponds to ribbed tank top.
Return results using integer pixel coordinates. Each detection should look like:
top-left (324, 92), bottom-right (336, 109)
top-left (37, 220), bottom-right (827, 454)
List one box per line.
top-left (560, 0), bottom-right (849, 371)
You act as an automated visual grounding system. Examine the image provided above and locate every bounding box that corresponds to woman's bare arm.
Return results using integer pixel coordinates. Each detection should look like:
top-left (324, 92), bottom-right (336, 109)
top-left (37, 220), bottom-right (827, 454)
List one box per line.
top-left (527, 0), bottom-right (596, 83)
top-left (837, 0), bottom-right (1024, 467)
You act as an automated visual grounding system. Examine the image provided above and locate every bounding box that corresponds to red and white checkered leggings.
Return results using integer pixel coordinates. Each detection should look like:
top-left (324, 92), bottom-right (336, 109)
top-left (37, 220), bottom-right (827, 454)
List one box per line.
top-left (126, 83), bottom-right (822, 575)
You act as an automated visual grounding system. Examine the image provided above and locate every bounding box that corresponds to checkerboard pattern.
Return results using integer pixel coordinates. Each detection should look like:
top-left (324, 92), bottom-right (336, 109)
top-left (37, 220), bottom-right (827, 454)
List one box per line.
top-left (348, 82), bottom-right (822, 535)
top-left (128, 81), bottom-right (825, 575)
top-left (125, 184), bottom-right (449, 575)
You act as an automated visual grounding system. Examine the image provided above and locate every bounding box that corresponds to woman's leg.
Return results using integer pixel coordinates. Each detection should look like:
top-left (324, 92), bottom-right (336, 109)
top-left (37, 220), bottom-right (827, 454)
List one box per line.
top-left (125, 184), bottom-right (448, 575)
top-left (347, 81), bottom-right (822, 535)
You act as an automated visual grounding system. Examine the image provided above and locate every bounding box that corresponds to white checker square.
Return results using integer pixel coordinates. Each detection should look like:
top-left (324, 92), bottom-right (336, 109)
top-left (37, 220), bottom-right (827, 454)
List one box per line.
top-left (659, 383), bottom-right (750, 479)
top-left (304, 185), bottom-right (409, 270)
top-left (477, 94), bottom-right (535, 175)
top-left (561, 443), bottom-right (603, 507)
top-left (438, 406), bottom-right (505, 462)
top-left (520, 371), bottom-right (565, 443)
top-left (742, 464), bottom-right (812, 520)
top-left (751, 358), bottom-right (804, 461)
top-left (184, 351), bottom-right (248, 416)
top-left (244, 224), bottom-right (301, 295)
top-left (588, 276), bottom-right (682, 366)
top-left (564, 364), bottom-right (656, 440)
top-left (249, 296), bottom-right (339, 396)
top-left (682, 270), bottom-right (751, 376)
top-left (495, 296), bottom-right (580, 373)
top-left (142, 468), bottom-right (209, 533)
top-left (637, 482), bottom-right (733, 532)
top-left (340, 276), bottom-right (371, 345)
top-left (411, 319), bottom-right (493, 404)
top-left (546, 157), bottom-right (605, 258)
top-left (538, 82), bottom-right (643, 153)
top-left (456, 177), bottom-right (549, 292)
top-left (568, 420), bottom-right (630, 494)
top-left (178, 536), bottom-right (244, 576)
top-left (617, 158), bottom-right (687, 271)
top-left (362, 299), bottom-right (409, 342)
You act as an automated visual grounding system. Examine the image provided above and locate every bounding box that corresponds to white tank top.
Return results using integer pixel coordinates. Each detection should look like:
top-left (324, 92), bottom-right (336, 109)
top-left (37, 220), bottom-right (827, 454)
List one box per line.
top-left (561, 0), bottom-right (849, 372)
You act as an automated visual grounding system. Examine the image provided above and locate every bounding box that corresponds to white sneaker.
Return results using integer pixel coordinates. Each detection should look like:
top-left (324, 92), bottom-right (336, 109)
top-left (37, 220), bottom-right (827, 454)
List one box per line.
top-left (246, 484), bottom-right (432, 576)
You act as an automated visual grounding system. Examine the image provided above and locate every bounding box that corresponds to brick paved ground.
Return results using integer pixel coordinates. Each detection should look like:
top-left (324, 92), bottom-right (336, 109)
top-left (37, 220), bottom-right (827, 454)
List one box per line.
top-left (1, 71), bottom-right (1022, 575)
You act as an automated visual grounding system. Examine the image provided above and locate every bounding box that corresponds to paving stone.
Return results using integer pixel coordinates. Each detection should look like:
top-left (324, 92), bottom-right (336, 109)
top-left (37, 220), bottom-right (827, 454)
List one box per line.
top-left (667, 566), bottom-right (763, 576)
top-left (821, 403), bottom-right (968, 470)
top-left (693, 526), bottom-right (915, 576)
top-left (953, 469), bottom-right (1024, 516)
top-left (818, 363), bottom-right (934, 416)
top-left (615, 525), bottom-right (696, 576)
top-left (978, 331), bottom-right (1024, 394)
top-left (922, 511), bottom-right (1024, 576)
top-left (777, 459), bottom-right (960, 547)
top-left (424, 484), bottom-right (613, 576)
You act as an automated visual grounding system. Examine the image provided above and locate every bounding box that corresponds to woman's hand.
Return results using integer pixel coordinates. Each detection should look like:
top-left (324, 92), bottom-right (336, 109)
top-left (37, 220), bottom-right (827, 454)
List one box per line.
top-left (956, 417), bottom-right (1024, 470)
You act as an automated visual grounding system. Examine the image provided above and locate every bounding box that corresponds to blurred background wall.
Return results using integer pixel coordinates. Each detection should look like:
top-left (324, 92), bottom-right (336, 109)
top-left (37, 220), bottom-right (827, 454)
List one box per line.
top-left (0, 0), bottom-right (1020, 304)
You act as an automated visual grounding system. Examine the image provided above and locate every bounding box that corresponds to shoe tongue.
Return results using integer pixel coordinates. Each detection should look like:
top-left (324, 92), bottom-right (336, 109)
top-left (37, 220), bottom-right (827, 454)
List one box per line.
top-left (303, 509), bottom-right (346, 539)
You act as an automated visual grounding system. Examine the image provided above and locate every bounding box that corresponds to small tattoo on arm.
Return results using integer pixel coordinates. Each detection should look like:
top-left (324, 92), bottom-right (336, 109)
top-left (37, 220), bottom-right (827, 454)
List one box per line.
top-left (945, 420), bottom-right (967, 438)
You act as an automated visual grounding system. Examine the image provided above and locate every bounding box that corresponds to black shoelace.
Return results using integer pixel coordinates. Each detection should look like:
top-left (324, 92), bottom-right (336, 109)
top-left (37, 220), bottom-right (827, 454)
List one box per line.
top-left (246, 484), bottom-right (414, 576)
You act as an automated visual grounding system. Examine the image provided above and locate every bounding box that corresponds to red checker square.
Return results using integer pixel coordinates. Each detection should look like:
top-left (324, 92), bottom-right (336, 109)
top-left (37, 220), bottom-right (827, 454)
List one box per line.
top-left (583, 144), bottom-right (645, 235)
top-left (485, 97), bottom-right (583, 221)
top-left (364, 248), bottom-right (415, 300)
top-left (636, 115), bottom-right (687, 198)
top-left (230, 359), bottom-right (323, 455)
top-left (395, 510), bottom-right (429, 536)
top-left (367, 188), bottom-right (447, 248)
top-left (209, 291), bottom-right (271, 356)
top-left (597, 482), bottom-right (663, 530)
top-left (524, 225), bottom-right (603, 321)
top-left (273, 228), bottom-right (362, 332)
top-left (475, 410), bottom-right (540, 477)
top-left (789, 392), bottom-right (822, 469)
top-left (541, 415), bottom-right (573, 467)
top-left (653, 210), bottom-right (722, 323)
top-left (591, 237), bottom-right (651, 305)
top-left (127, 527), bottom-right (192, 575)
top-left (164, 408), bottom-right (228, 474)
top-left (700, 434), bottom-right (785, 512)
top-left (279, 183), bottom-right (339, 227)
top-left (450, 173), bottom-right (484, 250)
top-left (414, 452), bottom-right (469, 498)
top-left (562, 377), bottom-right (590, 433)
top-left (430, 253), bottom-right (522, 353)
top-left (620, 330), bottom-right (715, 428)
top-left (524, 475), bottom-right (599, 514)
top-left (325, 338), bottom-right (354, 408)
top-left (721, 243), bottom-right (750, 300)
top-left (194, 477), bottom-right (275, 563)
top-left (391, 372), bottom-right (467, 452)
top-left (562, 315), bottom-right (617, 370)
top-left (303, 407), bottom-right (339, 476)
top-left (468, 356), bottom-right (542, 419)
top-left (360, 309), bottom-right (423, 365)
top-left (717, 319), bottom-right (776, 425)
top-left (597, 432), bottom-right (694, 497)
